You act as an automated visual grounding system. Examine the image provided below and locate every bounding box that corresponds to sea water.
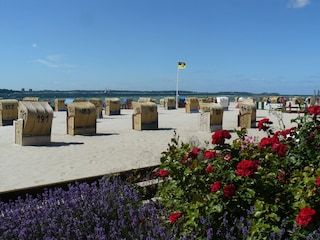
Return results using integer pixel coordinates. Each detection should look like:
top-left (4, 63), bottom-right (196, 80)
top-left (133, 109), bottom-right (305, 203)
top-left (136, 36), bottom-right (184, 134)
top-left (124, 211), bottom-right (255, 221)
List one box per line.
top-left (0, 90), bottom-right (307, 108)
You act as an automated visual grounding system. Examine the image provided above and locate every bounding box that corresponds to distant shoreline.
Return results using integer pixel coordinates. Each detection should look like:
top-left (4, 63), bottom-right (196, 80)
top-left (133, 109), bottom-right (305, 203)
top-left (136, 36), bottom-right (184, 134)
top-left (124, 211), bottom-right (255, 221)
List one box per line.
top-left (1, 88), bottom-right (289, 96)
top-left (0, 89), bottom-right (310, 109)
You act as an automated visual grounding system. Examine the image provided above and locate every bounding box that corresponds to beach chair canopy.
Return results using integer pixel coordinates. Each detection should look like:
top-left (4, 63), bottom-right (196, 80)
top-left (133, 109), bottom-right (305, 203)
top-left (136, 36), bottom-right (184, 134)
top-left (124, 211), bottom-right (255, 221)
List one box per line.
top-left (64, 99), bottom-right (74, 105)
top-left (179, 96), bottom-right (186, 101)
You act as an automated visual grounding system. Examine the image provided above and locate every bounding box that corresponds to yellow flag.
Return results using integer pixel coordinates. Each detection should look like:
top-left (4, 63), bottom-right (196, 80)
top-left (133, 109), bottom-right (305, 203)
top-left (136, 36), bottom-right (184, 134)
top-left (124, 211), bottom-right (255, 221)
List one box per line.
top-left (178, 62), bottom-right (186, 69)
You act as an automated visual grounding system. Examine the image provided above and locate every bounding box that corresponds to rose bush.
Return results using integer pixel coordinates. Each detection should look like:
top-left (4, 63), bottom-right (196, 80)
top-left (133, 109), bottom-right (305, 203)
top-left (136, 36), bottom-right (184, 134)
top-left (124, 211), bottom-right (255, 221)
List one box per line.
top-left (155, 106), bottom-right (320, 239)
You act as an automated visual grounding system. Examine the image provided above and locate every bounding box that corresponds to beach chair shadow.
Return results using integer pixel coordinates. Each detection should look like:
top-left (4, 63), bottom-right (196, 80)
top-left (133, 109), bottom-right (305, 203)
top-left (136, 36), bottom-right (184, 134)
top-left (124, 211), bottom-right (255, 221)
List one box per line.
top-left (156, 127), bottom-right (175, 131)
top-left (93, 133), bottom-right (119, 137)
top-left (44, 142), bottom-right (85, 147)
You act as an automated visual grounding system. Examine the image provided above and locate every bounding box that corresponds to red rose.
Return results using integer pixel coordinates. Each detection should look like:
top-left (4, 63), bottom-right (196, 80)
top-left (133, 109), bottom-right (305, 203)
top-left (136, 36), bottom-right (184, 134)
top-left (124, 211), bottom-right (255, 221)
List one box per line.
top-left (259, 137), bottom-right (272, 149)
top-left (212, 130), bottom-right (223, 145)
top-left (223, 130), bottom-right (231, 139)
top-left (211, 181), bottom-right (221, 192)
top-left (182, 155), bottom-right (188, 164)
top-left (188, 147), bottom-right (201, 159)
top-left (278, 172), bottom-right (285, 184)
top-left (271, 133), bottom-right (280, 144)
top-left (169, 212), bottom-right (182, 224)
top-left (277, 144), bottom-right (287, 157)
top-left (296, 207), bottom-right (316, 227)
top-left (258, 118), bottom-right (273, 131)
top-left (278, 169), bottom-right (290, 184)
top-left (236, 160), bottom-right (258, 177)
top-left (281, 127), bottom-right (296, 138)
top-left (281, 129), bottom-right (290, 136)
top-left (154, 169), bottom-right (169, 178)
top-left (223, 184), bottom-right (236, 199)
top-left (212, 130), bottom-right (231, 145)
top-left (224, 153), bottom-right (232, 161)
top-left (204, 150), bottom-right (218, 159)
top-left (315, 178), bottom-right (320, 187)
top-left (272, 143), bottom-right (287, 157)
top-left (272, 143), bottom-right (279, 152)
top-left (290, 126), bottom-right (297, 132)
top-left (308, 105), bottom-right (320, 116)
top-left (206, 165), bottom-right (213, 173)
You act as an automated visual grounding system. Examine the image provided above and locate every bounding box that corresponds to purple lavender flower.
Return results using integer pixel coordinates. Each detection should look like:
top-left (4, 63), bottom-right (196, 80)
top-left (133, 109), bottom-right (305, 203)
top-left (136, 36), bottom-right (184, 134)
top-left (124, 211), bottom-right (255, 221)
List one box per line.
top-left (0, 177), bottom-right (172, 239)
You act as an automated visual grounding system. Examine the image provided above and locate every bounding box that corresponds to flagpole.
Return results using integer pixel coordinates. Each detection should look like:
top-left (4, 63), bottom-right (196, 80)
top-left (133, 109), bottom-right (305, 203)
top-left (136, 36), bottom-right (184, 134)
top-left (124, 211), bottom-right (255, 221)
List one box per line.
top-left (176, 67), bottom-right (179, 109)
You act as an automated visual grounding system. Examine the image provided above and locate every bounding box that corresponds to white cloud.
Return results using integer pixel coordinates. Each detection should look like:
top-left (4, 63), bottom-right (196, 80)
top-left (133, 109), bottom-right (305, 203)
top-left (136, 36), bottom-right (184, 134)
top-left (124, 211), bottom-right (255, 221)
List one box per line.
top-left (288, 0), bottom-right (310, 8)
top-left (33, 59), bottom-right (58, 68)
top-left (33, 54), bottom-right (75, 69)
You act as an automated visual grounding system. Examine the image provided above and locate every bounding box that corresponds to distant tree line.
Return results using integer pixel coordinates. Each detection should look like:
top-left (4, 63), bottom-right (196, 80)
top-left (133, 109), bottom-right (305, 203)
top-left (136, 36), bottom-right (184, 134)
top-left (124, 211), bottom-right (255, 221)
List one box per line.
top-left (0, 89), bottom-right (16, 93)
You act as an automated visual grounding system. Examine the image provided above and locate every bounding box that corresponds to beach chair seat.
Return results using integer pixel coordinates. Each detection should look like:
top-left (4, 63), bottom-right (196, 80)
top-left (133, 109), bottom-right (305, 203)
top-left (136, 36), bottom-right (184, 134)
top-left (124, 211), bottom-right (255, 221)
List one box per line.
top-left (164, 97), bottom-right (176, 110)
top-left (199, 103), bottom-right (224, 132)
top-left (14, 101), bottom-right (53, 146)
top-left (121, 98), bottom-right (133, 109)
top-left (54, 98), bottom-right (67, 111)
top-left (67, 102), bottom-right (97, 135)
top-left (185, 97), bottom-right (199, 113)
top-left (216, 96), bottom-right (230, 111)
top-left (0, 99), bottom-right (19, 126)
top-left (138, 97), bottom-right (157, 104)
top-left (238, 102), bottom-right (256, 129)
top-left (132, 102), bottom-right (158, 130)
top-left (22, 97), bottom-right (40, 101)
top-left (105, 98), bottom-right (121, 115)
top-left (160, 98), bottom-right (165, 107)
top-left (199, 97), bottom-right (214, 104)
top-left (90, 98), bottom-right (103, 118)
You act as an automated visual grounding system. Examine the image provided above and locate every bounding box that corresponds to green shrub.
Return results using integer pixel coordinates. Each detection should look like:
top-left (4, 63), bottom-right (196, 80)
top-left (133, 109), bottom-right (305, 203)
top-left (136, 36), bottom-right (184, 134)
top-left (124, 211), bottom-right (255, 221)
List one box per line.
top-left (154, 105), bottom-right (320, 239)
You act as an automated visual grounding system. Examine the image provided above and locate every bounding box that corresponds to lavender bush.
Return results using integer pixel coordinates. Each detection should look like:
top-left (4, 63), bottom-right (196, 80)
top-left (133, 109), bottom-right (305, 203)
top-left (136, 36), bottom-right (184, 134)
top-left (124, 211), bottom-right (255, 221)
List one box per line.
top-left (2, 176), bottom-right (320, 239)
top-left (0, 177), bottom-right (172, 239)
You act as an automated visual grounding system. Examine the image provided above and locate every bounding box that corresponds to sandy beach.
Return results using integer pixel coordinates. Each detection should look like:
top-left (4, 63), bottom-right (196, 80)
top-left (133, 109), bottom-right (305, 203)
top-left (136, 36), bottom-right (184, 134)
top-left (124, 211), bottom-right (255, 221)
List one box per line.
top-left (0, 102), bottom-right (300, 194)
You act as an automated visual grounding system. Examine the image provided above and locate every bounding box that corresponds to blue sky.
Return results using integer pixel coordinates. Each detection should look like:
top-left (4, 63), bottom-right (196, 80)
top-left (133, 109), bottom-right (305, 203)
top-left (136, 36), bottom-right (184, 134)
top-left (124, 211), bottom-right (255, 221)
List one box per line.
top-left (0, 0), bottom-right (319, 95)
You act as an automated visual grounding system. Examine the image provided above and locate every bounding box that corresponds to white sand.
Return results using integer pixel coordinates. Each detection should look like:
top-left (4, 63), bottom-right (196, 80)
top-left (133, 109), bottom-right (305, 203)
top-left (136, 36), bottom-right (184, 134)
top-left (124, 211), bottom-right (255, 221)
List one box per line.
top-left (0, 102), bottom-right (300, 193)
